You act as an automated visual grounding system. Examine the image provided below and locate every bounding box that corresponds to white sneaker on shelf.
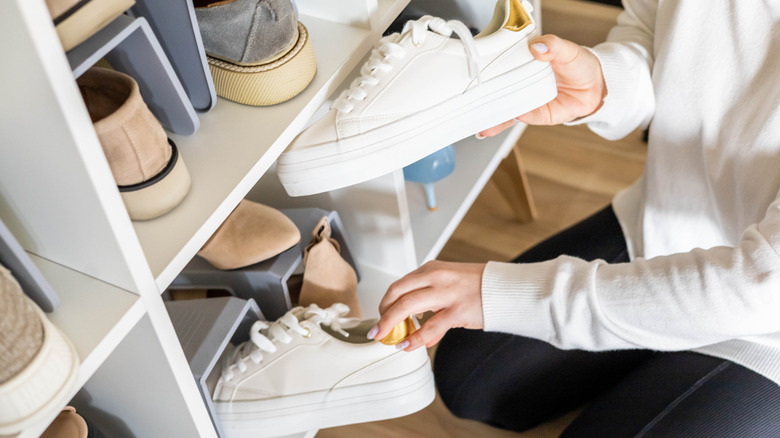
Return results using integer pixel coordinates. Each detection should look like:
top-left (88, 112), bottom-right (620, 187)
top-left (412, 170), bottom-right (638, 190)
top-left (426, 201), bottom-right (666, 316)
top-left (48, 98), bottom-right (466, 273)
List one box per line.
top-left (213, 303), bottom-right (434, 438)
top-left (277, 0), bottom-right (556, 197)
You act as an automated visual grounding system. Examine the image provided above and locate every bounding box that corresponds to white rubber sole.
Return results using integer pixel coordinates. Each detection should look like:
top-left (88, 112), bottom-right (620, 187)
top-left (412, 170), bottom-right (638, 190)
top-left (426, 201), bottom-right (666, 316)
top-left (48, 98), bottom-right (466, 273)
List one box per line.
top-left (0, 304), bottom-right (79, 435)
top-left (119, 139), bottom-right (191, 221)
top-left (277, 61), bottom-right (557, 197)
top-left (215, 358), bottom-right (436, 438)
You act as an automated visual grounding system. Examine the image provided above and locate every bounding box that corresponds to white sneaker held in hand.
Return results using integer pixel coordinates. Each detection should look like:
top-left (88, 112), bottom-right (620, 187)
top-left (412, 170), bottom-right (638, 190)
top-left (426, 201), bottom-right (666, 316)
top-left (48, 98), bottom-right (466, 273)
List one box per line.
top-left (277, 0), bottom-right (556, 196)
top-left (213, 303), bottom-right (434, 438)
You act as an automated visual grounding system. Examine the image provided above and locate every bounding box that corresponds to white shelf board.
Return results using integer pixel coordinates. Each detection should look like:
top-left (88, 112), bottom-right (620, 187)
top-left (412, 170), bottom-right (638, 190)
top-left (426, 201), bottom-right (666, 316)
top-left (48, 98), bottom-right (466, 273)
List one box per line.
top-left (132, 15), bottom-right (375, 291)
top-left (407, 124), bottom-right (525, 264)
top-left (31, 254), bottom-right (145, 387)
top-left (22, 254), bottom-right (144, 437)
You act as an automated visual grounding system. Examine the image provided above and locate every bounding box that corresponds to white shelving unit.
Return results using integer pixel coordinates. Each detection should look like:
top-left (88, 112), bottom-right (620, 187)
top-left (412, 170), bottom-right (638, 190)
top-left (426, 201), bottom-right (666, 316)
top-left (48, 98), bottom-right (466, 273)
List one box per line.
top-left (0, 0), bottom-right (537, 436)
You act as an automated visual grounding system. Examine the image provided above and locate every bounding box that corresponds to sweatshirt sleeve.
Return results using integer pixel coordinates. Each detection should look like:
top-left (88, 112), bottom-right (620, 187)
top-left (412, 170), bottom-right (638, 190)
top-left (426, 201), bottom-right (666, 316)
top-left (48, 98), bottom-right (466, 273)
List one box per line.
top-left (565, 0), bottom-right (658, 140)
top-left (481, 192), bottom-right (780, 351)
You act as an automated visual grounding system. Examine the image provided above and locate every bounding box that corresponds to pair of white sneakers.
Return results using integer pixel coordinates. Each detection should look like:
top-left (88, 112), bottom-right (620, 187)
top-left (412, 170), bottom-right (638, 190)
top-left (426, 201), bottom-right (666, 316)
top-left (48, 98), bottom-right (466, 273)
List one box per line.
top-left (277, 0), bottom-right (556, 196)
top-left (212, 303), bottom-right (433, 437)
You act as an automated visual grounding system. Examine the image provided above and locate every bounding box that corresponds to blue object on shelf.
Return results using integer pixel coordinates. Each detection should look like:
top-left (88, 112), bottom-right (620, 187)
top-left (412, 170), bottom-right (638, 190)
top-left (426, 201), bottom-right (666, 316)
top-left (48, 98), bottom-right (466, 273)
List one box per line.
top-left (403, 145), bottom-right (456, 211)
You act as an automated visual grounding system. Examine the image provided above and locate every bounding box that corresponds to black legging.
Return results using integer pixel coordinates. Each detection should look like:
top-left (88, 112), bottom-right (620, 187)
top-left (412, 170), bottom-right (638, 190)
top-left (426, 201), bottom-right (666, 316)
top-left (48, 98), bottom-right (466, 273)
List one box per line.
top-left (434, 206), bottom-right (780, 437)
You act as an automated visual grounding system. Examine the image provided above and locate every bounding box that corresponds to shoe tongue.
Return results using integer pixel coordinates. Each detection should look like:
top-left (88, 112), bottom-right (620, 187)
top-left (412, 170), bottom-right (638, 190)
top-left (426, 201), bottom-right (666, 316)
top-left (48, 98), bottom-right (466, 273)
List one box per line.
top-left (301, 304), bottom-right (363, 337)
top-left (322, 319), bottom-right (375, 343)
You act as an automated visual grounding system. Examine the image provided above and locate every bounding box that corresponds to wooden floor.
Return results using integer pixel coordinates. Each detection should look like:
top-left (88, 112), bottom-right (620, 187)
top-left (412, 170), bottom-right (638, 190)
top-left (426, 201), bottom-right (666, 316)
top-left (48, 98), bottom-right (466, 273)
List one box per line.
top-left (318, 123), bottom-right (647, 437)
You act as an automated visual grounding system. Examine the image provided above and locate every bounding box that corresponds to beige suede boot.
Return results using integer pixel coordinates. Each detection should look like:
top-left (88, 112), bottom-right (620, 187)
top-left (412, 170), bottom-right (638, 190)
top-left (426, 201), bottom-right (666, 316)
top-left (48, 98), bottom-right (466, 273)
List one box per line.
top-left (299, 216), bottom-right (361, 318)
top-left (77, 67), bottom-right (192, 221)
top-left (46, 0), bottom-right (135, 51)
top-left (198, 200), bottom-right (301, 270)
top-left (0, 265), bottom-right (79, 436)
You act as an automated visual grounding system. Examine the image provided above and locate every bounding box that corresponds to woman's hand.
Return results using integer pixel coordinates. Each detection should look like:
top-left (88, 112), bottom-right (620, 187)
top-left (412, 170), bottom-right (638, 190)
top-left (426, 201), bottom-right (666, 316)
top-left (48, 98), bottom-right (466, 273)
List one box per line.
top-left (478, 34), bottom-right (607, 137)
top-left (371, 261), bottom-right (486, 351)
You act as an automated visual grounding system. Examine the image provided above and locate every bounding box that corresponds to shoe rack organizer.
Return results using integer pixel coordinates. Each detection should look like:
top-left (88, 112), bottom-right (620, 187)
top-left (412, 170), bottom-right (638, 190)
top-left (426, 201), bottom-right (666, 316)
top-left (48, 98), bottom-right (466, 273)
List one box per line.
top-left (0, 0), bottom-right (539, 436)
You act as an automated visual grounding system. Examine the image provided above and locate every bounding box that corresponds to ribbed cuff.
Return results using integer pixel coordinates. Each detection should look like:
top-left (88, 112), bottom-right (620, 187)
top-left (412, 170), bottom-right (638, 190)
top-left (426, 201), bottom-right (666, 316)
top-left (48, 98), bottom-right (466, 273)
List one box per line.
top-left (481, 260), bottom-right (558, 340)
top-left (566, 42), bottom-right (652, 140)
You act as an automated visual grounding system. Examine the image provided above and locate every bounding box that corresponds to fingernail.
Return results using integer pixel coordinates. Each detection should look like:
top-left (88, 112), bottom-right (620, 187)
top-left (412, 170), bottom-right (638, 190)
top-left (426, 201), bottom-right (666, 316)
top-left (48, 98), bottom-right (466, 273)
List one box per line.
top-left (531, 42), bottom-right (549, 54)
top-left (367, 326), bottom-right (379, 339)
top-left (475, 133), bottom-right (485, 140)
top-left (396, 340), bottom-right (411, 350)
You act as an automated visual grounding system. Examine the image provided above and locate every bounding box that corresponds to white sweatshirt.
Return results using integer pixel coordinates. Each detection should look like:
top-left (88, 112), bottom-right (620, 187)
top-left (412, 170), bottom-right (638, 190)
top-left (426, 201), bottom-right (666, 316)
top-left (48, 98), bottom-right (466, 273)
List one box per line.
top-left (481, 0), bottom-right (780, 385)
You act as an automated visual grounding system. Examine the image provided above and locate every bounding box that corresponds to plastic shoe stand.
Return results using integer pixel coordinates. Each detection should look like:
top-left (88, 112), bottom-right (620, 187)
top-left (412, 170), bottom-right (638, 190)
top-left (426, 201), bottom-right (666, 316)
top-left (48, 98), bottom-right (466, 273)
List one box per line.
top-left (67, 14), bottom-right (200, 135)
top-left (129, 0), bottom-right (217, 113)
top-left (169, 208), bottom-right (362, 320)
top-left (165, 296), bottom-right (264, 438)
top-left (0, 217), bottom-right (60, 312)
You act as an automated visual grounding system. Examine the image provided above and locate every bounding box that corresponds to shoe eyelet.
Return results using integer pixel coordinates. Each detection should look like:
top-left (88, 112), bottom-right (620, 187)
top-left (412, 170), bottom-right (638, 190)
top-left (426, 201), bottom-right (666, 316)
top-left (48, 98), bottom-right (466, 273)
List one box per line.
top-left (302, 327), bottom-right (312, 338)
top-left (412, 39), bottom-right (423, 47)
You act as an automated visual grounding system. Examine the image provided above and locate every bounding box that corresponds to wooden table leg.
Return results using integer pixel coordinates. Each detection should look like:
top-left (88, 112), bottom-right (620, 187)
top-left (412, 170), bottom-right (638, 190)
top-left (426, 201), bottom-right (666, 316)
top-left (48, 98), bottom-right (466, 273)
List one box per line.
top-left (491, 144), bottom-right (537, 222)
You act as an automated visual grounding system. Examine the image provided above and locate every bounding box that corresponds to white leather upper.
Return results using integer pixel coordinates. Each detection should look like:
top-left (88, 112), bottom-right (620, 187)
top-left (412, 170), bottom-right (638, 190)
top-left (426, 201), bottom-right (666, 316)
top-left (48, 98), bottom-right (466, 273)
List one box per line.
top-left (213, 307), bottom-right (430, 402)
top-left (285, 0), bottom-right (539, 152)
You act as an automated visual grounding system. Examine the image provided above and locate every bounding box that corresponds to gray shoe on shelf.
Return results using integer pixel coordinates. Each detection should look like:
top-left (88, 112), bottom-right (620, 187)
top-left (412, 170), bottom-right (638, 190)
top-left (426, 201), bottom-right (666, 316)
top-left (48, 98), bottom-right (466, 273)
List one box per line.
top-left (195, 0), bottom-right (298, 66)
top-left (193, 0), bottom-right (317, 106)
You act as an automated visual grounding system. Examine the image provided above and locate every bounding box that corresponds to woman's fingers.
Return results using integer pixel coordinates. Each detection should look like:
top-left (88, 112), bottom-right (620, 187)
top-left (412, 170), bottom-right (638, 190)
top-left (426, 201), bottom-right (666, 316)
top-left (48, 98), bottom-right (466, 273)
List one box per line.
top-left (378, 265), bottom-right (431, 314)
top-left (477, 118), bottom-right (518, 139)
top-left (373, 262), bottom-right (486, 350)
top-left (478, 34), bottom-right (607, 135)
top-left (527, 34), bottom-right (583, 66)
top-left (373, 286), bottom-right (443, 341)
top-left (398, 310), bottom-right (455, 350)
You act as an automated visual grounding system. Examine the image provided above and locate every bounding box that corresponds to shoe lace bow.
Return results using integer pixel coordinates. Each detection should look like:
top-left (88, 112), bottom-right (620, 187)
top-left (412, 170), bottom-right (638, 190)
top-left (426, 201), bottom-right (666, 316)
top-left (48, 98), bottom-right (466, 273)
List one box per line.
top-left (222, 303), bottom-right (361, 381)
top-left (332, 16), bottom-right (480, 114)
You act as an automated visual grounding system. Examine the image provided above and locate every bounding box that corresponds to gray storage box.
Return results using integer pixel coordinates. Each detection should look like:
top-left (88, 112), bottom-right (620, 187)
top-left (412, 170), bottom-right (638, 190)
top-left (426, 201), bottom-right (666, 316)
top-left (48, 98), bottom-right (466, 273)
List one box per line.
top-left (170, 208), bottom-right (361, 320)
top-left (165, 297), bottom-right (264, 437)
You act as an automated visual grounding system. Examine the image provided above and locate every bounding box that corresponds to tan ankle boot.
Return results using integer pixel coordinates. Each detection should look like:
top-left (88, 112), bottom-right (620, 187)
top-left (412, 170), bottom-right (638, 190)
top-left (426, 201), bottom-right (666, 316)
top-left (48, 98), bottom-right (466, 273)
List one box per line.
top-left (198, 200), bottom-right (301, 270)
top-left (299, 217), bottom-right (361, 318)
top-left (77, 67), bottom-right (192, 221)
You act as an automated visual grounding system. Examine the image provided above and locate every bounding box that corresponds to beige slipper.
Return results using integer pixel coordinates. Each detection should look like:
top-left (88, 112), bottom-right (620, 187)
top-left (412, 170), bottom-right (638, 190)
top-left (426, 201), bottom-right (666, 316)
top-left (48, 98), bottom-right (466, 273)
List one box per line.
top-left (77, 67), bottom-right (192, 221)
top-left (198, 200), bottom-right (301, 270)
top-left (299, 216), bottom-right (361, 318)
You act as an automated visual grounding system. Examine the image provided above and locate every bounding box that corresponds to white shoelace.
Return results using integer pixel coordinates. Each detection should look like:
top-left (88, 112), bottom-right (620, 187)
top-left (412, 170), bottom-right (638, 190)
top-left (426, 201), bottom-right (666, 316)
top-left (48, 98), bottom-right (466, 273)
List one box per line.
top-left (332, 16), bottom-right (481, 114)
top-left (221, 303), bottom-right (361, 382)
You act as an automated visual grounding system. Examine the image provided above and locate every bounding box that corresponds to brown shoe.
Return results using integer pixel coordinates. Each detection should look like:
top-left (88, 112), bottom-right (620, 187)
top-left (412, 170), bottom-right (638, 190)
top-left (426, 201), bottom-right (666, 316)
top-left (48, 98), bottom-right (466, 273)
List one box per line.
top-left (77, 67), bottom-right (192, 221)
top-left (45, 0), bottom-right (136, 51)
top-left (41, 407), bottom-right (88, 438)
top-left (198, 200), bottom-right (301, 270)
top-left (298, 217), bottom-right (361, 318)
top-left (0, 265), bottom-right (79, 436)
